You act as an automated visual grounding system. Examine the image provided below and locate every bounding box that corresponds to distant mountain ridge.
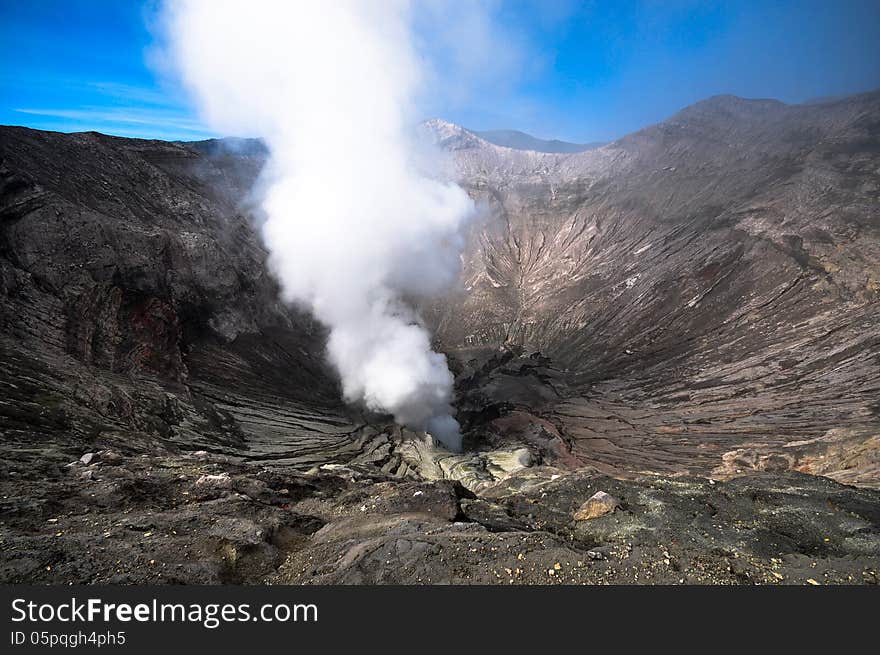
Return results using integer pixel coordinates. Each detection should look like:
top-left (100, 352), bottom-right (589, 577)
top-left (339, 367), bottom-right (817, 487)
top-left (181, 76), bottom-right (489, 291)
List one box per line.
top-left (474, 128), bottom-right (603, 153)
top-left (177, 124), bottom-right (601, 156)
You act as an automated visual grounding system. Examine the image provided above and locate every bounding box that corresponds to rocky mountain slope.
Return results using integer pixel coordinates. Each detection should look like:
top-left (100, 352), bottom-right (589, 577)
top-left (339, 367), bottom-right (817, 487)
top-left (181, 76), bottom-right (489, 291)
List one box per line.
top-left (1, 92), bottom-right (878, 584)
top-left (427, 92), bottom-right (880, 486)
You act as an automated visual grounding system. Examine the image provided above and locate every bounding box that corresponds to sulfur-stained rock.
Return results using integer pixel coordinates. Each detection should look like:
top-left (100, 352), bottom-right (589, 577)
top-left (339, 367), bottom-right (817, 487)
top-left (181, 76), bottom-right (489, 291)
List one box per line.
top-left (574, 491), bottom-right (621, 520)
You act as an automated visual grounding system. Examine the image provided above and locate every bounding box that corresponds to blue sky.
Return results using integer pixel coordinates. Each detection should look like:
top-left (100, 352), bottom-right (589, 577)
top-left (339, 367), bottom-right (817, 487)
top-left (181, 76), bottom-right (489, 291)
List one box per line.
top-left (2, 0), bottom-right (879, 143)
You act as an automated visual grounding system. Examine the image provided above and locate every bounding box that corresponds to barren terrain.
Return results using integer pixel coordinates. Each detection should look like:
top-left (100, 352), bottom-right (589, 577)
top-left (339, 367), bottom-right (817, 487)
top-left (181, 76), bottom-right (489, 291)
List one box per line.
top-left (1, 92), bottom-right (878, 584)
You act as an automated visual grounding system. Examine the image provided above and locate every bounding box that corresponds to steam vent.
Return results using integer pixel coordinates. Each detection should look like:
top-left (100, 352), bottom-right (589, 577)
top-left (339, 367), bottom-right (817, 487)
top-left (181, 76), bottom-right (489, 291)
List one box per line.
top-left (2, 91), bottom-right (880, 584)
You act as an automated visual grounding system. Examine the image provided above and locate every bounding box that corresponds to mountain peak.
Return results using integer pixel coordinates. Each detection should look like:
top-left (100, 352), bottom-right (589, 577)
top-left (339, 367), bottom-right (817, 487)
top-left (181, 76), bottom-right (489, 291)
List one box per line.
top-left (421, 120), bottom-right (603, 154)
top-left (420, 119), bottom-right (486, 150)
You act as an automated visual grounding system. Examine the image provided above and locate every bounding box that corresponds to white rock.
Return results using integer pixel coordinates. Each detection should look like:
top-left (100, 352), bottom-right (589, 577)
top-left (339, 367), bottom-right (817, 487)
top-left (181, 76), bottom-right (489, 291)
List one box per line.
top-left (195, 472), bottom-right (232, 488)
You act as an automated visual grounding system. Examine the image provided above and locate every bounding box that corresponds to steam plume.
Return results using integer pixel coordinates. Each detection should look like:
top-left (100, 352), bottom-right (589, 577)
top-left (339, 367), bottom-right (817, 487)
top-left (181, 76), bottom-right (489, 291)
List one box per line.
top-left (163, 0), bottom-right (473, 450)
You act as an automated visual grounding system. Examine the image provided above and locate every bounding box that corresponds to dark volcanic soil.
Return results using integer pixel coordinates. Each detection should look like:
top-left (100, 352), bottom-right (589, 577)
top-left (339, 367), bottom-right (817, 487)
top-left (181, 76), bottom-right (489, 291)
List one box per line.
top-left (3, 448), bottom-right (879, 585)
top-left (1, 92), bottom-right (879, 585)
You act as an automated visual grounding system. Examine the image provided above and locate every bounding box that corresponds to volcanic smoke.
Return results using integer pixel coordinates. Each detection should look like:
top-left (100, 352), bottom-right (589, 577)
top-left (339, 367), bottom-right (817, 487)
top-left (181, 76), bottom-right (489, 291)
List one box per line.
top-left (163, 0), bottom-right (473, 450)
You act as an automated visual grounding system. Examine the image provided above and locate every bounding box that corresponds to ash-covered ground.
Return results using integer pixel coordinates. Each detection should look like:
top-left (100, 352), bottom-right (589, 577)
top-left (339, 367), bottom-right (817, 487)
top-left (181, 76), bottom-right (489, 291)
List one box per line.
top-left (1, 91), bottom-right (879, 584)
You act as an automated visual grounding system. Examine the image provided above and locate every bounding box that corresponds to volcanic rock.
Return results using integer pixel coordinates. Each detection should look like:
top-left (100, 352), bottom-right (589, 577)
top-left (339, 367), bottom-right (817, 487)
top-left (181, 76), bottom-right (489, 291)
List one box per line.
top-left (573, 491), bottom-right (621, 520)
top-left (1, 91), bottom-right (879, 584)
